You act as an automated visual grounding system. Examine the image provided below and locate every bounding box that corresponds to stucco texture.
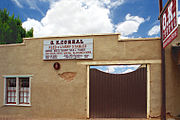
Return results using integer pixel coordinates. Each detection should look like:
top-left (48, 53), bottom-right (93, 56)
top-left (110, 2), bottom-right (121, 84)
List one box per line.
top-left (165, 26), bottom-right (180, 117)
top-left (0, 34), bottom-right (162, 119)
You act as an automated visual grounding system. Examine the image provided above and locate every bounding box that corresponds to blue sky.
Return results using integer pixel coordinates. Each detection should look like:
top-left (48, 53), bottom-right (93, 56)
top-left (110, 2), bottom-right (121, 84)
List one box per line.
top-left (90, 65), bottom-right (141, 74)
top-left (1, 0), bottom-right (178, 38)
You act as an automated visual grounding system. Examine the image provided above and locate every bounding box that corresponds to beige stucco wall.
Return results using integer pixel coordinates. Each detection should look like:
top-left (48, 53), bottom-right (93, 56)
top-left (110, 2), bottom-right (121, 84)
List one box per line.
top-left (0, 34), bottom-right (162, 119)
top-left (165, 26), bottom-right (180, 117)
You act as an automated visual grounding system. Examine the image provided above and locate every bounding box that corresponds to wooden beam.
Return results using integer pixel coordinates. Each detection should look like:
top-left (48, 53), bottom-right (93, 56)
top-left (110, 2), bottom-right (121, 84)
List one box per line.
top-left (147, 64), bottom-right (151, 118)
top-left (78, 60), bottom-right (161, 65)
top-left (86, 65), bottom-right (90, 119)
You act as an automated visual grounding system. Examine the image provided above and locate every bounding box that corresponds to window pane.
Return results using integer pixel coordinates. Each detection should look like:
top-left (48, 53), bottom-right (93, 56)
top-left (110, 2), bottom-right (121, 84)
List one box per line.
top-left (19, 78), bottom-right (29, 87)
top-left (7, 78), bottom-right (16, 87)
top-left (19, 77), bottom-right (30, 104)
top-left (6, 78), bottom-right (16, 104)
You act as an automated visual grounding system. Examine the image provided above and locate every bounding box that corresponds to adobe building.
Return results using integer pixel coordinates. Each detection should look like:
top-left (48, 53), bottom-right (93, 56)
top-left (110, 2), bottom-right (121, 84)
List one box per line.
top-left (165, 25), bottom-right (180, 119)
top-left (0, 26), bottom-right (179, 120)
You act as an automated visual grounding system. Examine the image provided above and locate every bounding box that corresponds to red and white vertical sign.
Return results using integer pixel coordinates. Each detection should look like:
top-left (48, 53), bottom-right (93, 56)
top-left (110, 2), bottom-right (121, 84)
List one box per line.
top-left (162, 0), bottom-right (178, 48)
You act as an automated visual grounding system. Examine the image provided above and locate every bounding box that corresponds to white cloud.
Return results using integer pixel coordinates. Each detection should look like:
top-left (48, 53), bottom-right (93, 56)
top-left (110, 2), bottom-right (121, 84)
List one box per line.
top-left (38, 0), bottom-right (49, 2)
top-left (11, 0), bottom-right (23, 8)
top-left (115, 14), bottom-right (145, 37)
top-left (23, 0), bottom-right (114, 37)
top-left (148, 25), bottom-right (160, 36)
top-left (80, 0), bottom-right (124, 8)
top-left (121, 65), bottom-right (141, 74)
top-left (38, 0), bottom-right (58, 4)
top-left (22, 18), bottom-right (43, 37)
top-left (11, 0), bottom-right (45, 16)
top-left (108, 0), bottom-right (124, 8)
top-left (131, 65), bottom-right (141, 68)
top-left (22, 0), bottom-right (146, 38)
top-left (122, 69), bottom-right (134, 74)
top-left (178, 11), bottom-right (180, 24)
top-left (97, 65), bottom-right (140, 74)
top-left (105, 66), bottom-right (116, 73)
top-left (178, 11), bottom-right (180, 15)
top-left (145, 16), bottom-right (151, 21)
top-left (100, 0), bottom-right (111, 5)
top-left (25, 0), bottom-right (45, 16)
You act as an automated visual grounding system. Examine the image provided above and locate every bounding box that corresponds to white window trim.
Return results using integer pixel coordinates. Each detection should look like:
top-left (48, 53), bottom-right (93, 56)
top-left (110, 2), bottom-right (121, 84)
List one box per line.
top-left (3, 75), bottom-right (32, 106)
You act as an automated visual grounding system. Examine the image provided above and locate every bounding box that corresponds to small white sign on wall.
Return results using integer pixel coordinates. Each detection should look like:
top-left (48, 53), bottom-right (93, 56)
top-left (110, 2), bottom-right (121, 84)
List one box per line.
top-left (43, 38), bottom-right (93, 60)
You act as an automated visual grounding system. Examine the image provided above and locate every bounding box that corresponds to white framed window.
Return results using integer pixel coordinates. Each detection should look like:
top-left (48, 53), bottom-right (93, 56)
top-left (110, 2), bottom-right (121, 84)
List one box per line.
top-left (4, 76), bottom-right (31, 106)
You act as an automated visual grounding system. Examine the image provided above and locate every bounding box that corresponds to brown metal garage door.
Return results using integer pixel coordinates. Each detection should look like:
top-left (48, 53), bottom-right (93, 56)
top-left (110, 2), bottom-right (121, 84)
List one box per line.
top-left (89, 66), bottom-right (147, 118)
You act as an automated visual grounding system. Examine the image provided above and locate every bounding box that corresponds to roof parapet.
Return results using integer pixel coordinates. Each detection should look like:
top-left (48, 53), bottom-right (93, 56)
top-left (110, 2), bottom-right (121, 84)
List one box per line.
top-left (23, 33), bottom-right (121, 40)
top-left (118, 37), bottom-right (160, 42)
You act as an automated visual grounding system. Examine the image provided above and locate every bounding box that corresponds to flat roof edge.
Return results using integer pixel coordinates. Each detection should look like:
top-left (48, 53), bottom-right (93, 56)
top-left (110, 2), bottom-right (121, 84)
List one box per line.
top-left (118, 37), bottom-right (161, 42)
top-left (23, 33), bottom-right (121, 40)
top-left (0, 42), bottom-right (25, 47)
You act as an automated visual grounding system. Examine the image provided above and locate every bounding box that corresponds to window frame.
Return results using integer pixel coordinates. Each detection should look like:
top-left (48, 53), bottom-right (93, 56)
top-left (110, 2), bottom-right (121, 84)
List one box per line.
top-left (3, 75), bottom-right (32, 106)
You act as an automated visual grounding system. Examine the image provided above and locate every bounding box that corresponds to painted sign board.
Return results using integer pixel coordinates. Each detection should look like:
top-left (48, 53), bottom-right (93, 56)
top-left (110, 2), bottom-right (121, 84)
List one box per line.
top-left (162, 0), bottom-right (178, 48)
top-left (43, 38), bottom-right (93, 60)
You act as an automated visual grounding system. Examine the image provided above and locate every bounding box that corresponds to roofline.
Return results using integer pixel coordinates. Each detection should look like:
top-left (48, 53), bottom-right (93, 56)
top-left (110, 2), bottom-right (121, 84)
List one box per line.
top-left (23, 33), bottom-right (121, 40)
top-left (118, 37), bottom-right (161, 42)
top-left (0, 42), bottom-right (26, 47)
top-left (0, 35), bottom-right (160, 47)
